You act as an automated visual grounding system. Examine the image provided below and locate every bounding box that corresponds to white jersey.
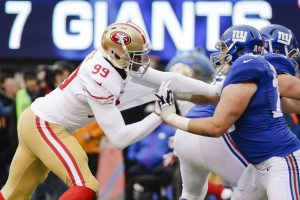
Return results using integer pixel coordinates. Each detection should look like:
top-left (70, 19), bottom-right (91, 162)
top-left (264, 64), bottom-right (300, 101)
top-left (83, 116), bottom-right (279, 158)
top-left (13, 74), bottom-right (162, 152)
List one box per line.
top-left (31, 50), bottom-right (128, 132)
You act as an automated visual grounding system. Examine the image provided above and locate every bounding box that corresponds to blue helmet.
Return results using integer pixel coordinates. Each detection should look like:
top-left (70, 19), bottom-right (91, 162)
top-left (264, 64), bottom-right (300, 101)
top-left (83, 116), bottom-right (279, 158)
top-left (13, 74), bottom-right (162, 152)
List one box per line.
top-left (166, 48), bottom-right (215, 82)
top-left (260, 24), bottom-right (299, 59)
top-left (211, 25), bottom-right (264, 68)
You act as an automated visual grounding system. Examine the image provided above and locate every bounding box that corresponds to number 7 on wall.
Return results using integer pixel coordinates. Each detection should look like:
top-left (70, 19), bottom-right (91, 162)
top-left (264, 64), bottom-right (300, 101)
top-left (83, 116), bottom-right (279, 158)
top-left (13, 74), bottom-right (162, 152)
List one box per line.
top-left (5, 1), bottom-right (32, 49)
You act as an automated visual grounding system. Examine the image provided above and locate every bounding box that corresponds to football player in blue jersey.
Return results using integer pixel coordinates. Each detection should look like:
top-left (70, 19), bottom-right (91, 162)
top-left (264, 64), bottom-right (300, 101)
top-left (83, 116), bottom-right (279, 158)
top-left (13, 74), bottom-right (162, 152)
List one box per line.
top-left (173, 24), bottom-right (300, 200)
top-left (231, 24), bottom-right (300, 200)
top-left (156, 25), bottom-right (300, 200)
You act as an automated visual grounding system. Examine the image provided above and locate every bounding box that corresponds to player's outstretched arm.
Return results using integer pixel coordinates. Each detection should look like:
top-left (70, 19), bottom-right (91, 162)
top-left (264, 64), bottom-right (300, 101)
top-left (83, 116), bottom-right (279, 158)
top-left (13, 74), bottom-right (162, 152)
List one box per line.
top-left (87, 98), bottom-right (162, 150)
top-left (281, 97), bottom-right (300, 114)
top-left (175, 94), bottom-right (220, 105)
top-left (157, 83), bottom-right (257, 137)
top-left (174, 75), bottom-right (224, 104)
top-left (188, 83), bottom-right (257, 137)
top-left (278, 74), bottom-right (300, 101)
top-left (132, 67), bottom-right (220, 96)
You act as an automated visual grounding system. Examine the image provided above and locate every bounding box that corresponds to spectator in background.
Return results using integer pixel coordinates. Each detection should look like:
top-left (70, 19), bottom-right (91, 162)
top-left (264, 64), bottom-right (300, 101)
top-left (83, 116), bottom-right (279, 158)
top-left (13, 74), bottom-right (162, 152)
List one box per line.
top-left (126, 123), bottom-right (176, 200)
top-left (15, 71), bottom-right (39, 120)
top-left (0, 76), bottom-right (20, 187)
top-left (2, 77), bottom-right (20, 148)
top-left (2, 78), bottom-right (20, 100)
top-left (52, 61), bottom-right (73, 88)
top-left (36, 61), bottom-right (73, 97)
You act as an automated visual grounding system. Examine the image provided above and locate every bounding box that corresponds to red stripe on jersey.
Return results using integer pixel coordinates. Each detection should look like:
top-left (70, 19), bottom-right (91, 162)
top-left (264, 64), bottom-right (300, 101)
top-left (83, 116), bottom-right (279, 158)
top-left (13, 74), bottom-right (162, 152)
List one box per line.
top-left (83, 86), bottom-right (113, 100)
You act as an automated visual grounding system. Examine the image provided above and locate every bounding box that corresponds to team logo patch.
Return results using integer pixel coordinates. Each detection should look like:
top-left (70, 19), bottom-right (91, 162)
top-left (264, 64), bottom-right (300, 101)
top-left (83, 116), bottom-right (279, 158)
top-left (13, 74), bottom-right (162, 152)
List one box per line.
top-left (277, 31), bottom-right (291, 45)
top-left (232, 30), bottom-right (248, 42)
top-left (110, 31), bottom-right (131, 45)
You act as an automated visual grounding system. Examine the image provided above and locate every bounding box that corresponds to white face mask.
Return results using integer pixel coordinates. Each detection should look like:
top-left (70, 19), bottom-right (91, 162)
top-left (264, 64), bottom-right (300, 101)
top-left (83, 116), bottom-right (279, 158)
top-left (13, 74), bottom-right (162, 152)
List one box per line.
top-left (120, 40), bottom-right (151, 78)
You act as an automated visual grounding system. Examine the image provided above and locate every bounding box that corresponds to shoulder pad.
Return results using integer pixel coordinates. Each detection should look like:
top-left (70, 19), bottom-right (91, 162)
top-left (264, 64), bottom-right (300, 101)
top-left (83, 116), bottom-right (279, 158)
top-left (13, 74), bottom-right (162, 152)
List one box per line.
top-left (84, 53), bottom-right (123, 96)
top-left (265, 53), bottom-right (296, 76)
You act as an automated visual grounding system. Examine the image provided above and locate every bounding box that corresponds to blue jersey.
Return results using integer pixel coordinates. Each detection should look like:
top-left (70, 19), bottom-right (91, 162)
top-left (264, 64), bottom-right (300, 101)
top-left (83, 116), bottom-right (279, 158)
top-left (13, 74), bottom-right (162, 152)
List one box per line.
top-left (265, 53), bottom-right (296, 76)
top-left (223, 55), bottom-right (300, 164)
top-left (185, 104), bottom-right (215, 118)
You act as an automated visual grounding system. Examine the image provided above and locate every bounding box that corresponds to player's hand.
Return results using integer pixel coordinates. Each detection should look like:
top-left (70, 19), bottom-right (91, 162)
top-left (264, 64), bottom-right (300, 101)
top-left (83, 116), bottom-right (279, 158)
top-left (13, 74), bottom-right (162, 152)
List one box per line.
top-left (163, 152), bottom-right (177, 167)
top-left (155, 81), bottom-right (176, 121)
top-left (156, 80), bottom-right (174, 106)
top-left (213, 74), bottom-right (226, 95)
top-left (154, 101), bottom-right (161, 116)
top-left (221, 188), bottom-right (232, 200)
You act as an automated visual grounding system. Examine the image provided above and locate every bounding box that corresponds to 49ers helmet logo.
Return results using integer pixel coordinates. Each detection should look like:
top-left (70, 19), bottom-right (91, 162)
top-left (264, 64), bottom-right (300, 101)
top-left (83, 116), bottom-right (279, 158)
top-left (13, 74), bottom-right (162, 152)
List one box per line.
top-left (110, 31), bottom-right (131, 45)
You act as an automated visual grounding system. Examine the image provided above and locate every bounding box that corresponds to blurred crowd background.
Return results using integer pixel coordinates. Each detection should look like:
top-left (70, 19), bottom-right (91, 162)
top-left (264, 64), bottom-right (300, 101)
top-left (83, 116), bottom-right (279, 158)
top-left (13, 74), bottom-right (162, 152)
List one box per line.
top-left (1, 0), bottom-right (300, 199)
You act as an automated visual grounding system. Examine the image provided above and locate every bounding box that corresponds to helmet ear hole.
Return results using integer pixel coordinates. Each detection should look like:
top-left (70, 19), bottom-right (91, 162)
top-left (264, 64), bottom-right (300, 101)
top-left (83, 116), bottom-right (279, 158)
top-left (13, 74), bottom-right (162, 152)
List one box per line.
top-left (114, 53), bottom-right (121, 60)
top-left (274, 49), bottom-right (281, 54)
top-left (236, 47), bottom-right (244, 56)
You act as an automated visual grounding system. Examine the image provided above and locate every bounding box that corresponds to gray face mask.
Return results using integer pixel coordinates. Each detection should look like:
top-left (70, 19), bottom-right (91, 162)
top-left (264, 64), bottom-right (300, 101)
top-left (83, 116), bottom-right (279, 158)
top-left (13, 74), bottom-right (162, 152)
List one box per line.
top-left (122, 49), bottom-right (151, 78)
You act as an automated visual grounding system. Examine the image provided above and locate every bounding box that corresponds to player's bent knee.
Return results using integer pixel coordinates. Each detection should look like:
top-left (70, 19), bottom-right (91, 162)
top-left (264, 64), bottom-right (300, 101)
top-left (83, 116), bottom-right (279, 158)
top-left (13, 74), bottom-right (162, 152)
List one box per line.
top-left (0, 192), bottom-right (4, 200)
top-left (59, 186), bottom-right (97, 200)
top-left (85, 176), bottom-right (99, 194)
top-left (181, 190), bottom-right (202, 200)
top-left (231, 188), bottom-right (258, 200)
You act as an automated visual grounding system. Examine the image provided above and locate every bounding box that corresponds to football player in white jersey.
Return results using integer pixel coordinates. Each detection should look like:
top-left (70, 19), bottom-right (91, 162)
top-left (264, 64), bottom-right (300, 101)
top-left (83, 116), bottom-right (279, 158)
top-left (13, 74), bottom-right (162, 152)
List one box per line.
top-left (0, 22), bottom-right (221, 200)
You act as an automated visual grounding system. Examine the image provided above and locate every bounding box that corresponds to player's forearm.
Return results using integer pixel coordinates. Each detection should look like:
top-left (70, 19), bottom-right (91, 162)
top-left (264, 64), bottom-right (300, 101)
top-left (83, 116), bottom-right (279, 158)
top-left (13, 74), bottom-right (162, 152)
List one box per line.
top-left (278, 75), bottom-right (300, 101)
top-left (188, 117), bottom-right (225, 137)
top-left (281, 97), bottom-right (300, 114)
top-left (175, 94), bottom-right (219, 105)
top-left (280, 84), bottom-right (300, 101)
top-left (135, 68), bottom-right (220, 96)
top-left (162, 113), bottom-right (224, 137)
top-left (109, 113), bottom-right (162, 149)
top-left (191, 95), bottom-right (220, 104)
top-left (167, 73), bottom-right (220, 96)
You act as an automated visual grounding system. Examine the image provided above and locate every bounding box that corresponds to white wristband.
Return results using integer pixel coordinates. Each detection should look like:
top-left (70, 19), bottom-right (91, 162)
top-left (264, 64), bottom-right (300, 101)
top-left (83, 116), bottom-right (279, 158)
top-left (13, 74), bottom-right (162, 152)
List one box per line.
top-left (164, 113), bottom-right (190, 131)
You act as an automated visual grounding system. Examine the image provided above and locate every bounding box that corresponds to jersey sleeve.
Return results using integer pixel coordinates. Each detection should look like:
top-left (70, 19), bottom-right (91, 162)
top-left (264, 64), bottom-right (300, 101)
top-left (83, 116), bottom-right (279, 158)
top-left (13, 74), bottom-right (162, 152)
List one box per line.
top-left (81, 79), bottom-right (115, 105)
top-left (80, 56), bottom-right (120, 105)
top-left (223, 56), bottom-right (265, 87)
top-left (265, 53), bottom-right (296, 76)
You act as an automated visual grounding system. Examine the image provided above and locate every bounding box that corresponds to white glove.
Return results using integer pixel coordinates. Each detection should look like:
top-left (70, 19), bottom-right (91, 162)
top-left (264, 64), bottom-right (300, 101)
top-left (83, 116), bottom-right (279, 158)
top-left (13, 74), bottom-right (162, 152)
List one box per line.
top-left (221, 188), bottom-right (232, 200)
top-left (212, 74), bottom-right (226, 95)
top-left (163, 152), bottom-right (177, 167)
top-left (168, 136), bottom-right (175, 149)
top-left (155, 80), bottom-right (176, 121)
top-left (154, 101), bottom-right (161, 116)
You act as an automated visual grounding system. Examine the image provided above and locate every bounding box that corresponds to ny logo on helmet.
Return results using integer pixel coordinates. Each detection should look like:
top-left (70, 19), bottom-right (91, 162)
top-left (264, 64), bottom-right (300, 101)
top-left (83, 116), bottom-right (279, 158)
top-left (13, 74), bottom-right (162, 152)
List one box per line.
top-left (277, 31), bottom-right (291, 45)
top-left (232, 30), bottom-right (248, 42)
top-left (110, 31), bottom-right (131, 45)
